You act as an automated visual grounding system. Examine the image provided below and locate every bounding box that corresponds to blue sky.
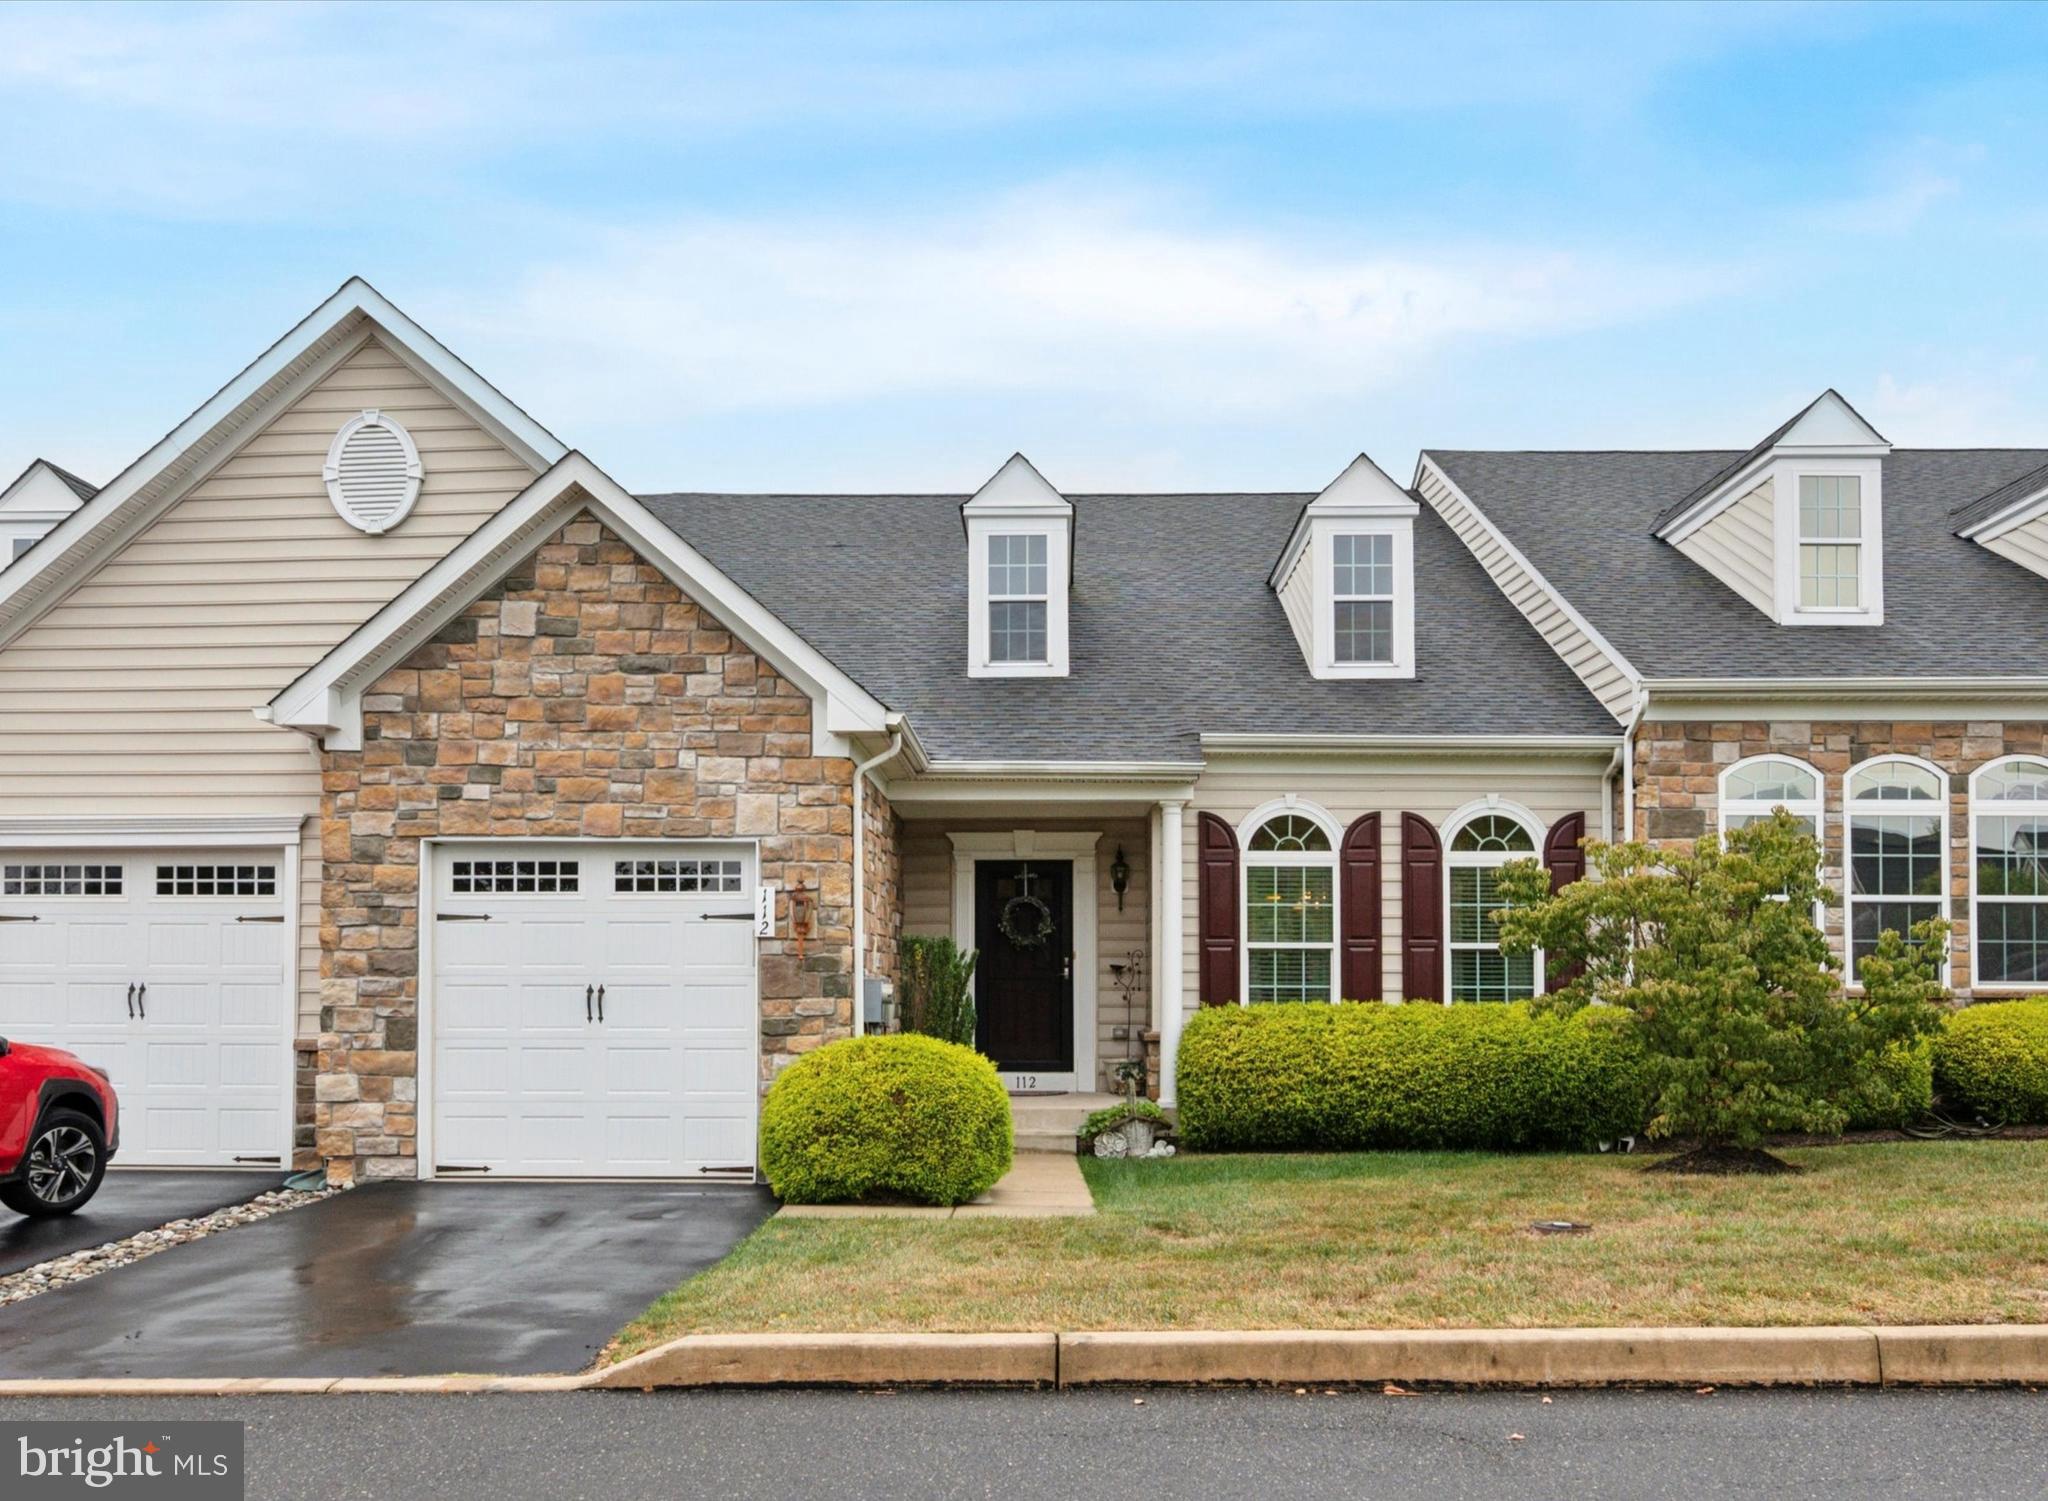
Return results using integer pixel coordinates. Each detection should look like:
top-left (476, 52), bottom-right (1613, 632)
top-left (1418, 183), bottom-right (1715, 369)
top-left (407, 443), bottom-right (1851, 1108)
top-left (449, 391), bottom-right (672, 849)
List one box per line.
top-left (4, 0), bottom-right (2048, 494)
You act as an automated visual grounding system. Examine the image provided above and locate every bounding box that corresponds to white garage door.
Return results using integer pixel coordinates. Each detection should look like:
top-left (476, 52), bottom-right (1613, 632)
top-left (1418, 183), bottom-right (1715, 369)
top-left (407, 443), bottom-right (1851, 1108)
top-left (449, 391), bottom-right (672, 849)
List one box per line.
top-left (0, 849), bottom-right (292, 1167)
top-left (430, 841), bottom-right (760, 1179)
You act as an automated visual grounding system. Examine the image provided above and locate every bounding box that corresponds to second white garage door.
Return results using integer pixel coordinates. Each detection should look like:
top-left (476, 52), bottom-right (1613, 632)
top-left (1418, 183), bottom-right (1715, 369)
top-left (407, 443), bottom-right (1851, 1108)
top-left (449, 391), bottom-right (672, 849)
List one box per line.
top-left (429, 841), bottom-right (761, 1179)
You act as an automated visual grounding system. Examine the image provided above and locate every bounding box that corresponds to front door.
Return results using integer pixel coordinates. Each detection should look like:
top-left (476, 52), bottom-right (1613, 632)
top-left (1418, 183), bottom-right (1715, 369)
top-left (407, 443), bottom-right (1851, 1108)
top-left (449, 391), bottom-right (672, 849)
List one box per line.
top-left (973, 860), bottom-right (1074, 1079)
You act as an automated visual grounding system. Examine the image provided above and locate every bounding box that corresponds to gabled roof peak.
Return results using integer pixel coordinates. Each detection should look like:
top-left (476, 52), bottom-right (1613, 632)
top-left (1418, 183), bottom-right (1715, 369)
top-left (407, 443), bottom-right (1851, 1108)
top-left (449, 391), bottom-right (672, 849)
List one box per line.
top-left (0, 459), bottom-right (99, 512)
top-left (1305, 452), bottom-right (1419, 514)
top-left (961, 452), bottom-right (1070, 515)
top-left (1652, 389), bottom-right (1889, 537)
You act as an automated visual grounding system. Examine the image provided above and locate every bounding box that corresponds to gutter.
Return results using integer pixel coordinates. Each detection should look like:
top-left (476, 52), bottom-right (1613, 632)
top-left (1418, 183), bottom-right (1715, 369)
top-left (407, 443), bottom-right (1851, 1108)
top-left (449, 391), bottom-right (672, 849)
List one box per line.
top-left (850, 719), bottom-right (909, 1030)
top-left (1201, 733), bottom-right (1620, 757)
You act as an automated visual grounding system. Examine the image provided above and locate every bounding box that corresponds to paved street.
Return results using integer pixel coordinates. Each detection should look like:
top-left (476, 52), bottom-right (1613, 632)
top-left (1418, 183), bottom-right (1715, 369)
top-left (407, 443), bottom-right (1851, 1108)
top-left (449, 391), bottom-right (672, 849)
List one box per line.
top-left (5, 1388), bottom-right (2042, 1499)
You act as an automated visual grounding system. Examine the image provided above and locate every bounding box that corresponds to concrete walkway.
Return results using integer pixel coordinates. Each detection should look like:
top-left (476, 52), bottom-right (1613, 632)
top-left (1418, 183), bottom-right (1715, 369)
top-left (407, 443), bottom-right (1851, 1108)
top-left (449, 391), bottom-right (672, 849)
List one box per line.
top-left (779, 1152), bottom-right (1095, 1220)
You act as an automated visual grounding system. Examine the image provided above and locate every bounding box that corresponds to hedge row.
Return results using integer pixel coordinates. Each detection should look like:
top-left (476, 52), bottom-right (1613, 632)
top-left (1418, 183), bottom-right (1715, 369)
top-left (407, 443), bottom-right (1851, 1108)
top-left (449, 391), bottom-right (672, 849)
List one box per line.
top-left (1174, 999), bottom-right (2048, 1154)
top-left (1175, 1002), bottom-right (1650, 1153)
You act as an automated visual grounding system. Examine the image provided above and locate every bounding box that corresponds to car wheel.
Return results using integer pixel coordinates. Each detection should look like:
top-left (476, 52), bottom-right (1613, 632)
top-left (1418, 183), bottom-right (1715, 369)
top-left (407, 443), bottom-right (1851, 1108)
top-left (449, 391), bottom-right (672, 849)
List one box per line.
top-left (0, 1110), bottom-right (108, 1218)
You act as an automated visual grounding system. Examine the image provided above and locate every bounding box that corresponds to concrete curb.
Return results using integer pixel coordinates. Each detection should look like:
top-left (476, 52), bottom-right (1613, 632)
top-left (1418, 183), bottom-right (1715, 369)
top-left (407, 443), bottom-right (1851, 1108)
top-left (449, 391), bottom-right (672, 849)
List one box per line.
top-left (1, 1326), bottom-right (2045, 1396)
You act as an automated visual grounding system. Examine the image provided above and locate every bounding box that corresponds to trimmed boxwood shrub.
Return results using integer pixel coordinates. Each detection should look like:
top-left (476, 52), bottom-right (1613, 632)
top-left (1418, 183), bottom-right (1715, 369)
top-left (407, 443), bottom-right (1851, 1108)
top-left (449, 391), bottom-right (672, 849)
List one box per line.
top-left (760, 1034), bottom-right (1013, 1205)
top-left (1175, 1001), bottom-right (1650, 1153)
top-left (1934, 1000), bottom-right (2048, 1124)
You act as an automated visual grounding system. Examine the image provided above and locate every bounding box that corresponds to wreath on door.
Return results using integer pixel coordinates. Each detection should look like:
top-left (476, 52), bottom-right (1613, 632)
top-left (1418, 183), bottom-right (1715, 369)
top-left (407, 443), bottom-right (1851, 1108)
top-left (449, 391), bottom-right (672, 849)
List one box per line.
top-left (998, 890), bottom-right (1056, 949)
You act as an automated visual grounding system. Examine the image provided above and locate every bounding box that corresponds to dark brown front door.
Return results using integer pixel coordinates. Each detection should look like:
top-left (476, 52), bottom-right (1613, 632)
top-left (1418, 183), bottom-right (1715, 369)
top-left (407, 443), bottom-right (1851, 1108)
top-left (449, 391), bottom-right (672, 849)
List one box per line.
top-left (974, 860), bottom-right (1074, 1074)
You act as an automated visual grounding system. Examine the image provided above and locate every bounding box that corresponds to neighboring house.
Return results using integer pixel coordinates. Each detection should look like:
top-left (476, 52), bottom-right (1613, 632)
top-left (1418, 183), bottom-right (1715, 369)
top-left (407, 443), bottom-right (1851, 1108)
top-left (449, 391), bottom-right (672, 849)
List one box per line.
top-left (0, 284), bottom-right (2041, 1187)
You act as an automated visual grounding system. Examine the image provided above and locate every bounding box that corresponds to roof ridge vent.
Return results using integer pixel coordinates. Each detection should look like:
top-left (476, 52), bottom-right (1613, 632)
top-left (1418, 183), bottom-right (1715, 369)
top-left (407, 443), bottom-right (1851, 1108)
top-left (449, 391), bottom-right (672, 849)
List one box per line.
top-left (324, 409), bottom-right (424, 534)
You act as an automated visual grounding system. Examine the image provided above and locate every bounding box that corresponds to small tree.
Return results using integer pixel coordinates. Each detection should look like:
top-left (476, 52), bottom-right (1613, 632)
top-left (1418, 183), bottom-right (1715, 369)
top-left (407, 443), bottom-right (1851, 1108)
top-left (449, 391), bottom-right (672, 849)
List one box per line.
top-left (1494, 811), bottom-right (1947, 1172)
top-left (898, 935), bottom-right (979, 1048)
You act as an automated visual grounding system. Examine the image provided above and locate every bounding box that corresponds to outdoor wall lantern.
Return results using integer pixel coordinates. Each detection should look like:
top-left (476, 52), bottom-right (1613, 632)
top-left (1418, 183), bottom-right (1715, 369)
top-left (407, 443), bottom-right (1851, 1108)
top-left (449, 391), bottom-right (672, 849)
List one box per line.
top-left (1110, 846), bottom-right (1130, 910)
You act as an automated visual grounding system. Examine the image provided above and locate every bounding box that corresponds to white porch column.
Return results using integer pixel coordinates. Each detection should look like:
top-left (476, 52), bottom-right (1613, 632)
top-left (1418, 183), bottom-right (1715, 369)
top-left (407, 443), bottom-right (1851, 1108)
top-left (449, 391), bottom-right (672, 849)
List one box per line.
top-left (1157, 798), bottom-right (1187, 1107)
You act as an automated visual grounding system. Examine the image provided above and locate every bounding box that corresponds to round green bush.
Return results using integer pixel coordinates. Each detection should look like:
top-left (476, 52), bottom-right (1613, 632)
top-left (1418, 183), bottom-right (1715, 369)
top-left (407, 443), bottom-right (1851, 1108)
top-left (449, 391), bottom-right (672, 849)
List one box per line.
top-left (1843, 1037), bottom-right (1935, 1129)
top-left (1934, 1000), bottom-right (2048, 1124)
top-left (760, 1034), bottom-right (1013, 1205)
top-left (1175, 1001), bottom-right (1650, 1153)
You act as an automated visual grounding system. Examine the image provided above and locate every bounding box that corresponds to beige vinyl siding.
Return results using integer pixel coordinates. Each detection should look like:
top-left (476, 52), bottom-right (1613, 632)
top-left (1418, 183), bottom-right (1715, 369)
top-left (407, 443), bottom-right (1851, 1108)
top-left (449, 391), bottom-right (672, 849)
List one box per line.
top-left (900, 816), bottom-right (1149, 1089)
top-left (0, 336), bottom-right (539, 1031)
top-left (1675, 477), bottom-right (1775, 615)
top-left (1415, 459), bottom-right (1637, 719)
top-left (1179, 753), bottom-right (1609, 1014)
top-left (1276, 548), bottom-right (1313, 664)
top-left (1983, 513), bottom-right (2048, 581)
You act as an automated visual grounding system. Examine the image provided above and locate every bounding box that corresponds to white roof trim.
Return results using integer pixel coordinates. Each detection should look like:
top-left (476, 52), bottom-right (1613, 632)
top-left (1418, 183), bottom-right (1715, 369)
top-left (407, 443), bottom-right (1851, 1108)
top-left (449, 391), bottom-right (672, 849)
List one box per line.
top-left (960, 453), bottom-right (1072, 519)
top-left (1413, 452), bottom-right (1643, 709)
top-left (0, 813), bottom-right (306, 848)
top-left (267, 452), bottom-right (892, 753)
top-left (1201, 732), bottom-right (1620, 757)
top-left (1658, 390), bottom-right (1890, 543)
top-left (1960, 483), bottom-right (2048, 542)
top-left (0, 277), bottom-right (566, 650)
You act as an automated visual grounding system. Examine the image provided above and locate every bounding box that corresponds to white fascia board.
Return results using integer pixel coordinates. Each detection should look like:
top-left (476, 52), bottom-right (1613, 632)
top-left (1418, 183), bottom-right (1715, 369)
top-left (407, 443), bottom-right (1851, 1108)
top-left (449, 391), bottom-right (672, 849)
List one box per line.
top-left (268, 453), bottom-right (893, 752)
top-left (910, 759), bottom-right (1201, 780)
top-left (1657, 451), bottom-right (1780, 544)
top-left (1201, 732), bottom-right (1620, 759)
top-left (1646, 674), bottom-right (2048, 697)
top-left (0, 277), bottom-right (567, 648)
top-left (1412, 453), bottom-right (1643, 701)
top-left (0, 813), bottom-right (306, 847)
top-left (960, 453), bottom-right (1072, 518)
top-left (1640, 675), bottom-right (2048, 720)
top-left (1961, 484), bottom-right (2048, 542)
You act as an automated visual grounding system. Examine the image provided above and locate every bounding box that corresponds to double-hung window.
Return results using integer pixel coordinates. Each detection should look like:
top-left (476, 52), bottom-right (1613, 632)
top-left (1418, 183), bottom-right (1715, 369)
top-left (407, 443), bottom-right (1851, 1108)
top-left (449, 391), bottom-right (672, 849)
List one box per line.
top-left (1845, 757), bottom-right (1947, 982)
top-left (1244, 813), bottom-right (1337, 1003)
top-left (1798, 475), bottom-right (1863, 610)
top-left (1331, 533), bottom-right (1395, 665)
top-left (1446, 810), bottom-right (1542, 1002)
top-left (986, 533), bottom-right (1048, 665)
top-left (1971, 757), bottom-right (2048, 989)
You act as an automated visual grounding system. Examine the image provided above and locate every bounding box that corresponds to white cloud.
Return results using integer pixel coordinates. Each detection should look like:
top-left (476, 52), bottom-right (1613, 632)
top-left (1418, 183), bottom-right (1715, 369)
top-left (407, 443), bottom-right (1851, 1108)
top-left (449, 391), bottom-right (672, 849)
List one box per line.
top-left (450, 190), bottom-right (1741, 432)
top-left (1867, 364), bottom-right (2042, 445)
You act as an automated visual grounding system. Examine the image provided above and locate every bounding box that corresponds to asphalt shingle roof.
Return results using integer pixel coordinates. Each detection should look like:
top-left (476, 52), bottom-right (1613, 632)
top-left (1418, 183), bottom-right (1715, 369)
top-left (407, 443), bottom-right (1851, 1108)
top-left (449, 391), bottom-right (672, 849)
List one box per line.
top-left (1950, 456), bottom-right (2048, 535)
top-left (1428, 448), bottom-right (2048, 681)
top-left (637, 490), bottom-right (1618, 764)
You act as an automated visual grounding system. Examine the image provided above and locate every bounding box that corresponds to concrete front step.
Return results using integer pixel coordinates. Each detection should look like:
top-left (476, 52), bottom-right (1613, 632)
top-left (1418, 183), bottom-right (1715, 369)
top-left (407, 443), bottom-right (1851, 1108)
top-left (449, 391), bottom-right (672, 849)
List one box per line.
top-left (1010, 1092), bottom-right (1123, 1155)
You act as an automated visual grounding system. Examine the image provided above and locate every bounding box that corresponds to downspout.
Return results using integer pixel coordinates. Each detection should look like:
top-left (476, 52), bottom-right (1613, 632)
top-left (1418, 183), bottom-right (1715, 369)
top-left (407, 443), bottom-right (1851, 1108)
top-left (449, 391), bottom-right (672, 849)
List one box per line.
top-left (1617, 687), bottom-right (1649, 843)
top-left (850, 719), bottom-right (908, 1035)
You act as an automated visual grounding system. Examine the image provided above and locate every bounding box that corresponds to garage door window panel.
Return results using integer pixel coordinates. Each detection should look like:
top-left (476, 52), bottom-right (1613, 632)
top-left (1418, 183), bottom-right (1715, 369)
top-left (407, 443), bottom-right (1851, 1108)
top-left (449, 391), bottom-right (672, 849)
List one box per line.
top-left (3, 863), bottom-right (123, 897)
top-left (155, 864), bottom-right (277, 898)
top-left (450, 859), bottom-right (579, 895)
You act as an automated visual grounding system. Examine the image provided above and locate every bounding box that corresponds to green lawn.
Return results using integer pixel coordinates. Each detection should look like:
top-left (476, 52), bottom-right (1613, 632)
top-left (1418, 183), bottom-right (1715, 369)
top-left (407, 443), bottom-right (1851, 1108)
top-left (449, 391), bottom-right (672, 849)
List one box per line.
top-left (612, 1141), bottom-right (2048, 1359)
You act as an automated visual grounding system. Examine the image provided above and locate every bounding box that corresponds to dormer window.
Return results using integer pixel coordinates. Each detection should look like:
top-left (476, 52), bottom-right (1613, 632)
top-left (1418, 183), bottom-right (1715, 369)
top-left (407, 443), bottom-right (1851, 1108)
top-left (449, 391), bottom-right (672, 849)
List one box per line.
top-left (963, 454), bottom-right (1072, 679)
top-left (1332, 534), bottom-right (1395, 664)
top-left (987, 533), bottom-right (1049, 664)
top-left (1271, 454), bottom-right (1418, 681)
top-left (1798, 475), bottom-right (1863, 610)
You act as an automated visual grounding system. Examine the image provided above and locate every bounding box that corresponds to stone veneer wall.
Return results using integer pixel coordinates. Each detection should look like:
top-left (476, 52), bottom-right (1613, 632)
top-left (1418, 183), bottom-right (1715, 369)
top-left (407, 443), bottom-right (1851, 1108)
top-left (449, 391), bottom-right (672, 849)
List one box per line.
top-left (315, 510), bottom-right (857, 1184)
top-left (1632, 718), bottom-right (2048, 997)
top-left (861, 776), bottom-right (903, 1014)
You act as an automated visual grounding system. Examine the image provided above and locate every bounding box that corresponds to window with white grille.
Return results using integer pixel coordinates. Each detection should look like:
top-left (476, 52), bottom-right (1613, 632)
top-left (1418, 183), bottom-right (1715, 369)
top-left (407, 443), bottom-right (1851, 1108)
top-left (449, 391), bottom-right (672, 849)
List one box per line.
top-left (323, 409), bottom-right (424, 534)
top-left (614, 858), bottom-right (744, 894)
top-left (450, 859), bottom-right (578, 894)
top-left (156, 864), bottom-right (277, 897)
top-left (2, 863), bottom-right (123, 897)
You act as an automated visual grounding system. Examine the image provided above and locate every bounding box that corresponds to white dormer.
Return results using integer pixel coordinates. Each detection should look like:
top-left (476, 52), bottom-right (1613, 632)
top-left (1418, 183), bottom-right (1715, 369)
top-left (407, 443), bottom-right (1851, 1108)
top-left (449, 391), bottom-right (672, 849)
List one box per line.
top-left (963, 454), bottom-right (1072, 678)
top-left (0, 459), bottom-right (96, 569)
top-left (1270, 453), bottom-right (1419, 679)
top-left (1658, 390), bottom-right (1890, 627)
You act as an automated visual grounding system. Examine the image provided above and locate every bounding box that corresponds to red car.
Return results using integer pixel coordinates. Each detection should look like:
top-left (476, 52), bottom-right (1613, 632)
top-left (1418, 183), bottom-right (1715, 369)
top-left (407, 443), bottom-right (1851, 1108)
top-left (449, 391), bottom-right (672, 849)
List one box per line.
top-left (0, 1038), bottom-right (118, 1217)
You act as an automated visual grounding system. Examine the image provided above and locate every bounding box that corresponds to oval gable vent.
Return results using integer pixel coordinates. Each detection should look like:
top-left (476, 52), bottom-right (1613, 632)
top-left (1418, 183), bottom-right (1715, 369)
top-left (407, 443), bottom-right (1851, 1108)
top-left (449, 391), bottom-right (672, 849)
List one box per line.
top-left (323, 409), bottom-right (424, 534)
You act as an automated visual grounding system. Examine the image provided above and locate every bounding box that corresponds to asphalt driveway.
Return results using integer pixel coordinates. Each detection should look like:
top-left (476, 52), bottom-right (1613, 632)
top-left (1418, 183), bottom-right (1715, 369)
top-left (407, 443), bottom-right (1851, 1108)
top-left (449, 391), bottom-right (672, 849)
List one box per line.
top-left (0, 1169), bottom-right (285, 1277)
top-left (0, 1179), bottom-right (775, 1378)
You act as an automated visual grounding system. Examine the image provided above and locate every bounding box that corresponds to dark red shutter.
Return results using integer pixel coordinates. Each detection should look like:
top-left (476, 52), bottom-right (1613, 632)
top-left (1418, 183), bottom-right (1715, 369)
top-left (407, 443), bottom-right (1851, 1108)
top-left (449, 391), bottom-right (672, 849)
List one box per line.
top-left (1543, 811), bottom-right (1589, 987)
top-left (1400, 812), bottom-right (1444, 1002)
top-left (1196, 812), bottom-right (1240, 1006)
top-left (1544, 812), bottom-right (1588, 892)
top-left (1339, 813), bottom-right (1382, 1002)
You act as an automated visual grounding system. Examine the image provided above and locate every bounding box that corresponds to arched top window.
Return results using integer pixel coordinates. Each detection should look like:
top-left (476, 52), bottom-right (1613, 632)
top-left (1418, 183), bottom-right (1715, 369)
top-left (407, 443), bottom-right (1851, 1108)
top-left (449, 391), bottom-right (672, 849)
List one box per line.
top-left (1442, 802), bottom-right (1545, 1003)
top-left (1450, 814), bottom-right (1534, 854)
top-left (1249, 814), bottom-right (1332, 853)
top-left (1721, 755), bottom-right (1823, 821)
top-left (1844, 756), bottom-right (1948, 984)
top-left (1240, 801), bottom-right (1340, 1004)
top-left (1971, 756), bottom-right (2048, 992)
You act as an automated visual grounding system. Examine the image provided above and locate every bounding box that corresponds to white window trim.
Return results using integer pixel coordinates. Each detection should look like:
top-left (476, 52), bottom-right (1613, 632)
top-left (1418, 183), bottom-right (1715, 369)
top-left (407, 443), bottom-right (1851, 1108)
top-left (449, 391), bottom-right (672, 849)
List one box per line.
top-left (1770, 455), bottom-right (1885, 627)
top-left (1440, 797), bottom-right (1546, 1005)
top-left (966, 516), bottom-right (1070, 678)
top-left (1236, 797), bottom-right (1343, 1006)
top-left (1969, 756), bottom-right (2048, 994)
top-left (1717, 752), bottom-right (1827, 929)
top-left (1310, 515), bottom-right (1415, 678)
top-left (1842, 754), bottom-right (1949, 989)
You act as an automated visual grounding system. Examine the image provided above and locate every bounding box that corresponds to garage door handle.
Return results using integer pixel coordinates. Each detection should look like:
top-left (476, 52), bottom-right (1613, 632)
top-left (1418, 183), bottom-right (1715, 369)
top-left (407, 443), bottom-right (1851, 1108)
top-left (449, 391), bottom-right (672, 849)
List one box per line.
top-left (702, 911), bottom-right (754, 921)
top-left (437, 913), bottom-right (491, 922)
top-left (125, 983), bottom-right (135, 1019)
top-left (135, 983), bottom-right (146, 1021)
top-left (596, 984), bottom-right (605, 1023)
top-left (586, 984), bottom-right (593, 1022)
top-left (236, 914), bottom-right (284, 924)
top-left (0, 914), bottom-right (37, 923)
